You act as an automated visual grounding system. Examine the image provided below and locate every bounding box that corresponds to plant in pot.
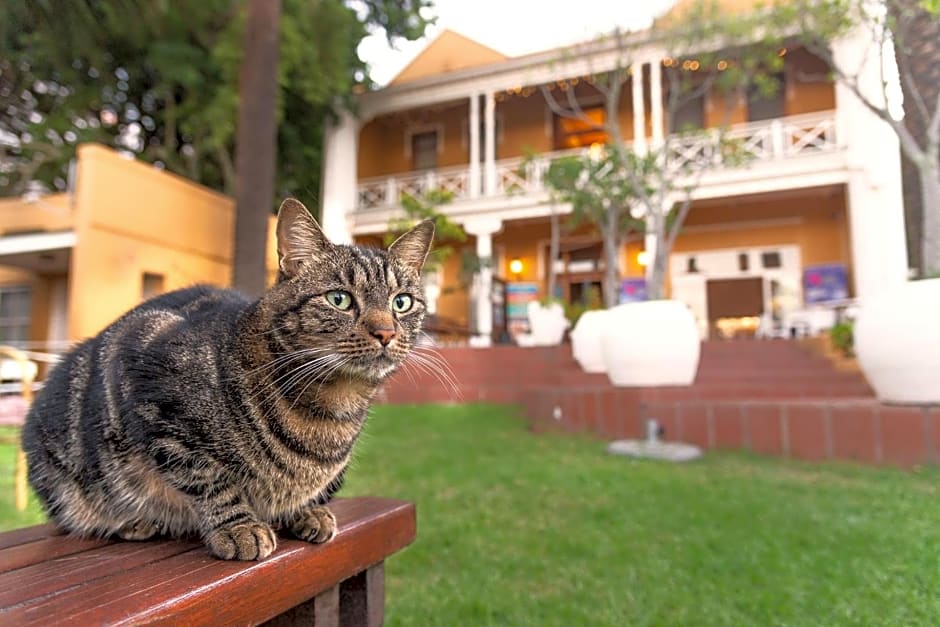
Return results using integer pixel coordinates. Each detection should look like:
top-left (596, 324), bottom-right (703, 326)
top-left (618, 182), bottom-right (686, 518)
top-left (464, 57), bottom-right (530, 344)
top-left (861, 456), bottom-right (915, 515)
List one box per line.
top-left (771, 0), bottom-right (940, 403)
top-left (522, 296), bottom-right (570, 347)
top-left (538, 5), bottom-right (778, 385)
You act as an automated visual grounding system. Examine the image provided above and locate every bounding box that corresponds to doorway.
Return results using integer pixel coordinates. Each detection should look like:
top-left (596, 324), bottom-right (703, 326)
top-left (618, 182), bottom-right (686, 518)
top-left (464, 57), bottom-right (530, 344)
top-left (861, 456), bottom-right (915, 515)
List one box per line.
top-left (706, 277), bottom-right (764, 339)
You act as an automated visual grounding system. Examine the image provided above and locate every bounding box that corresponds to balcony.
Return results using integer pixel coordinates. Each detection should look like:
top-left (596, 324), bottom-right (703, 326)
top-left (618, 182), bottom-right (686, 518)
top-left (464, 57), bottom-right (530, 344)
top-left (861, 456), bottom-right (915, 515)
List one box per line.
top-left (356, 111), bottom-right (840, 211)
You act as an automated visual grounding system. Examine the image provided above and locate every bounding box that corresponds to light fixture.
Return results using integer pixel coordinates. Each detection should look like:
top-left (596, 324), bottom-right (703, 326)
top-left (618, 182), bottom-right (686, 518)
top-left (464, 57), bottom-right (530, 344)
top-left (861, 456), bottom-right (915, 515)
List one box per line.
top-left (637, 251), bottom-right (650, 267)
top-left (509, 258), bottom-right (524, 277)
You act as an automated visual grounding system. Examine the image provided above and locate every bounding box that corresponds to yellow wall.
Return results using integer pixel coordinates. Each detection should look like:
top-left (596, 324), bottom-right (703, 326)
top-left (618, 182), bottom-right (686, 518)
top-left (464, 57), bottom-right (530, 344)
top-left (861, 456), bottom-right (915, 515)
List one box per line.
top-left (456, 188), bottom-right (850, 300)
top-left (66, 144), bottom-right (279, 340)
top-left (677, 190), bottom-right (849, 258)
top-left (361, 50), bottom-right (833, 180)
top-left (0, 193), bottom-right (74, 235)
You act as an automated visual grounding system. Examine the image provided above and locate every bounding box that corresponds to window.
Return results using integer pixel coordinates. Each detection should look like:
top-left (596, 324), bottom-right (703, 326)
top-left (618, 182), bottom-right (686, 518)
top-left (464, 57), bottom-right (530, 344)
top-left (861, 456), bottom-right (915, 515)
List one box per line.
top-left (411, 131), bottom-right (439, 170)
top-left (762, 251), bottom-right (782, 269)
top-left (671, 92), bottom-right (705, 131)
top-left (738, 253), bottom-right (750, 272)
top-left (747, 73), bottom-right (786, 122)
top-left (142, 272), bottom-right (165, 300)
top-left (687, 256), bottom-right (699, 273)
top-left (0, 287), bottom-right (31, 345)
top-left (553, 105), bottom-right (607, 149)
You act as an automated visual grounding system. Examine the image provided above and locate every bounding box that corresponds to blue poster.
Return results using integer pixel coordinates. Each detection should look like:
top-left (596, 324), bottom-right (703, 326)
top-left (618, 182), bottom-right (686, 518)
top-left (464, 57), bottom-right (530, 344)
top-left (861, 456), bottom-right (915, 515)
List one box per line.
top-left (619, 278), bottom-right (648, 304)
top-left (803, 264), bottom-right (849, 303)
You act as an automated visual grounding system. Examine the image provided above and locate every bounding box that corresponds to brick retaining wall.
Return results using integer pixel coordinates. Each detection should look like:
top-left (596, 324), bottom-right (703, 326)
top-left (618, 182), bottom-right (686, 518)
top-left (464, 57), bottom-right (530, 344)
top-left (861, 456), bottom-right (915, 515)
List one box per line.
top-left (381, 342), bottom-right (937, 468)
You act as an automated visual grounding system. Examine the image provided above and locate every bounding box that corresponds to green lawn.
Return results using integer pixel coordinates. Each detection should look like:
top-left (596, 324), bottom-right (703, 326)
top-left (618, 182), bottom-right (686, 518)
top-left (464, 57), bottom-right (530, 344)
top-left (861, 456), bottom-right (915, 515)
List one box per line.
top-left (3, 408), bottom-right (939, 625)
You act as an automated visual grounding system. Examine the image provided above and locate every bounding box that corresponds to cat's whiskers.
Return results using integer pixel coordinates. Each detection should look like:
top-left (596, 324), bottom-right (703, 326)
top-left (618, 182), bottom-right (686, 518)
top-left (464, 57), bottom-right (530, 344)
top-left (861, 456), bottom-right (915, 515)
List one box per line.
top-left (294, 356), bottom-right (355, 413)
top-left (406, 350), bottom-right (462, 400)
top-left (411, 345), bottom-right (460, 385)
top-left (238, 346), bottom-right (336, 380)
top-left (252, 354), bottom-right (343, 419)
top-left (219, 347), bottom-right (332, 386)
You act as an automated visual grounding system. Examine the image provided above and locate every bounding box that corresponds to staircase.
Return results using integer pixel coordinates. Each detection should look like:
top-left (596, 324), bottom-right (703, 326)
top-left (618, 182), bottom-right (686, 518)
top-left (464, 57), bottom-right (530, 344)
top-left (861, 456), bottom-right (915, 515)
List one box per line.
top-left (673, 339), bottom-right (874, 400)
top-left (380, 339), bottom-right (938, 467)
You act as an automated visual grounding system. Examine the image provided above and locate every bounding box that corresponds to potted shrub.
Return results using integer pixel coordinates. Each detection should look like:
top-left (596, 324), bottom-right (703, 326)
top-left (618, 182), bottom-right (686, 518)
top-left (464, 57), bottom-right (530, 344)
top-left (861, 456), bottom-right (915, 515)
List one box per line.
top-left (854, 278), bottom-right (940, 404)
top-left (525, 298), bottom-right (569, 346)
top-left (601, 300), bottom-right (701, 386)
top-left (570, 310), bottom-right (610, 373)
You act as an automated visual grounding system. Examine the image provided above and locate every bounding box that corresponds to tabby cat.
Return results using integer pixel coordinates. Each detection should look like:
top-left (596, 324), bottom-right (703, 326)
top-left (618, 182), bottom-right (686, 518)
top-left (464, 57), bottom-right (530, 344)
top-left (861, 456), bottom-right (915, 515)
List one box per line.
top-left (22, 199), bottom-right (434, 560)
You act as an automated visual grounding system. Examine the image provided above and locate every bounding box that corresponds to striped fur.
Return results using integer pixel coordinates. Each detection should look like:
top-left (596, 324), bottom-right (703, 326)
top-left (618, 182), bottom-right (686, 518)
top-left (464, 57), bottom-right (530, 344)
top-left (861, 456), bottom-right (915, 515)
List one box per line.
top-left (22, 200), bottom-right (434, 560)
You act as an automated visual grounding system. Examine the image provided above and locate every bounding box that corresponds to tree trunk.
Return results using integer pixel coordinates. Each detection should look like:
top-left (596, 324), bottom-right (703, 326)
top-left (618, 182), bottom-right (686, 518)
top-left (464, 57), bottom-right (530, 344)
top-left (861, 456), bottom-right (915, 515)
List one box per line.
top-left (921, 161), bottom-right (940, 275)
top-left (647, 210), bottom-right (668, 300)
top-left (890, 0), bottom-right (940, 276)
top-left (232, 0), bottom-right (281, 296)
top-left (547, 204), bottom-right (560, 301)
top-left (602, 208), bottom-right (620, 308)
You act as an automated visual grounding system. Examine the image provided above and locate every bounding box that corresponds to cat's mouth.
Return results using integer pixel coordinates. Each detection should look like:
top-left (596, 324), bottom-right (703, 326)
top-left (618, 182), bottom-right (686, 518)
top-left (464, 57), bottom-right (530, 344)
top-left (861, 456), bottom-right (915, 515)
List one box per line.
top-left (338, 351), bottom-right (400, 380)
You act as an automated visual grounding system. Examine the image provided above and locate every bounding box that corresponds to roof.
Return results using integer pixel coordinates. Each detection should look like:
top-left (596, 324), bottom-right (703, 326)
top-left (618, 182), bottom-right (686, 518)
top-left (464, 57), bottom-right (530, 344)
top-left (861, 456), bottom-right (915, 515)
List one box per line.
top-left (389, 29), bottom-right (509, 85)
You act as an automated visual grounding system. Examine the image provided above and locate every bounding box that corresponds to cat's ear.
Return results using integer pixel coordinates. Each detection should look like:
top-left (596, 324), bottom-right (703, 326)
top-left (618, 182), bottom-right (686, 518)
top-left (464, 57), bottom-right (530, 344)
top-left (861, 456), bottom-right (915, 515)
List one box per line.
top-left (388, 219), bottom-right (435, 274)
top-left (276, 198), bottom-right (332, 278)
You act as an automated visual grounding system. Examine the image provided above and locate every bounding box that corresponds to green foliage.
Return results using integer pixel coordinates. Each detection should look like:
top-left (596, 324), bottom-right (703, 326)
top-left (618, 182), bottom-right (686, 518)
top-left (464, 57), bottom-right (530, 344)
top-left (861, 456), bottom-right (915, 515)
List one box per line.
top-left (384, 189), bottom-right (466, 272)
top-left (829, 321), bottom-right (855, 357)
top-left (543, 147), bottom-right (646, 234)
top-left (0, 0), bottom-right (432, 202)
top-left (562, 284), bottom-right (603, 326)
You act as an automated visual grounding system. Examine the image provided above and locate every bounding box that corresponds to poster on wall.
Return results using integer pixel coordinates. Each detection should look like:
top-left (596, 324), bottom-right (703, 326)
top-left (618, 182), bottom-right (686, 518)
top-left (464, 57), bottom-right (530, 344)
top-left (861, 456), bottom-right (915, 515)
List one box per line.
top-left (619, 278), bottom-right (648, 304)
top-left (506, 282), bottom-right (540, 323)
top-left (803, 264), bottom-right (849, 303)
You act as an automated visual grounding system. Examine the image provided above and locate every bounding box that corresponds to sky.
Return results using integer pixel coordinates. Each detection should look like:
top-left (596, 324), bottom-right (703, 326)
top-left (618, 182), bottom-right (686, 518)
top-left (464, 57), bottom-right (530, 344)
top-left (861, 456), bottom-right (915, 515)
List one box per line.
top-left (358, 0), bottom-right (680, 86)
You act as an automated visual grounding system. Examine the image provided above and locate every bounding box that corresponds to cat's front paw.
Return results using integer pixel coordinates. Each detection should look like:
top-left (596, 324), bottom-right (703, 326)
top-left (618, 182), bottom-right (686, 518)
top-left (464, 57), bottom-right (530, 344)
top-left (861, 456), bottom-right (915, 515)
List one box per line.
top-left (290, 506), bottom-right (337, 544)
top-left (116, 519), bottom-right (159, 541)
top-left (205, 521), bottom-right (277, 560)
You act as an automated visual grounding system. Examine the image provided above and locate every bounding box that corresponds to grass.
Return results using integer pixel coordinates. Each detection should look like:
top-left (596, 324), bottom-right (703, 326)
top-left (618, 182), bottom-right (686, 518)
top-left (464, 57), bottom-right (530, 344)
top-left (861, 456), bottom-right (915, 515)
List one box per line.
top-left (2, 408), bottom-right (939, 625)
top-left (0, 427), bottom-right (45, 530)
top-left (342, 404), bottom-right (940, 626)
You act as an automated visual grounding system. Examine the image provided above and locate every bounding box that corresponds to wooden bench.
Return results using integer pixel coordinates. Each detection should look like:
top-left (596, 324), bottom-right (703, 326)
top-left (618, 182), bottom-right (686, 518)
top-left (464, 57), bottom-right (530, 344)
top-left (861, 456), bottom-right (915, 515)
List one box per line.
top-left (0, 497), bottom-right (416, 626)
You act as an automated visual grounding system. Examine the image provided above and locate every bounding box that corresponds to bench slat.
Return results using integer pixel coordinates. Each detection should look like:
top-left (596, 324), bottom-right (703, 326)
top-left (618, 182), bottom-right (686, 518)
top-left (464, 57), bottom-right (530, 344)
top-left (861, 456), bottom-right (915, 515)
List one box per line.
top-left (0, 524), bottom-right (59, 551)
top-left (0, 536), bottom-right (112, 575)
top-left (0, 497), bottom-right (416, 626)
top-left (0, 539), bottom-right (202, 607)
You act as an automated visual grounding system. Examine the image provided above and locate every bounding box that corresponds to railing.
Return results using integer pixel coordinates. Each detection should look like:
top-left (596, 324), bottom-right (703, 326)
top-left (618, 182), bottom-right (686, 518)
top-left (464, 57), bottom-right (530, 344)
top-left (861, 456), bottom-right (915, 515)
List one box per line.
top-left (356, 111), bottom-right (840, 210)
top-left (0, 497), bottom-right (416, 626)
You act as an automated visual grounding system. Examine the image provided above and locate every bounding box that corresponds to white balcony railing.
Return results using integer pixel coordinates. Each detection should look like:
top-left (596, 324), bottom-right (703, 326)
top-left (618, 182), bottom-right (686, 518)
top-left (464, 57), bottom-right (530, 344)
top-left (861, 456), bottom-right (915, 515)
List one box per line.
top-left (356, 111), bottom-right (839, 210)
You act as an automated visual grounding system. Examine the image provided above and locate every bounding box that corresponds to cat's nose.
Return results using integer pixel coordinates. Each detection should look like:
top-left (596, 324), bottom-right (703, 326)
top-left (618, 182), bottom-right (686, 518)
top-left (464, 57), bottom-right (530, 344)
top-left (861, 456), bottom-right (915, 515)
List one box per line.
top-left (370, 327), bottom-right (396, 346)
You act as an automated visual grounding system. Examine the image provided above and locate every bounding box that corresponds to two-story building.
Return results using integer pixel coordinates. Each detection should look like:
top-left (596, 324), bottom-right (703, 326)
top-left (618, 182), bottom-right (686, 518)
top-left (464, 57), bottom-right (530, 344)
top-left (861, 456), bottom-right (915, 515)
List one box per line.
top-left (318, 2), bottom-right (908, 345)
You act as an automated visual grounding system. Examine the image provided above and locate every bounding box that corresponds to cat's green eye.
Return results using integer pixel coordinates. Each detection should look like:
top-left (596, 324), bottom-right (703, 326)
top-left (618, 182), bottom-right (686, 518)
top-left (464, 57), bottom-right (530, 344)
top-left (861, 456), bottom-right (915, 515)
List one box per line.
top-left (392, 294), bottom-right (413, 313)
top-left (325, 290), bottom-right (353, 311)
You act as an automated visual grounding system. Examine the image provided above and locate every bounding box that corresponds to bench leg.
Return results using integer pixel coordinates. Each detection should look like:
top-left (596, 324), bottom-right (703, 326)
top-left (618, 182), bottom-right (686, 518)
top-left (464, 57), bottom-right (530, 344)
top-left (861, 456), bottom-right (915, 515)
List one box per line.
top-left (263, 562), bottom-right (384, 627)
top-left (340, 562), bottom-right (384, 627)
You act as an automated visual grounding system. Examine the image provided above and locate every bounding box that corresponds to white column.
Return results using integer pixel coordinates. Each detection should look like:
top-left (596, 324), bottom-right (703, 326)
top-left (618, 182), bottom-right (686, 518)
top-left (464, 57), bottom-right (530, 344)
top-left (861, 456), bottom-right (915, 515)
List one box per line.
top-left (631, 62), bottom-right (647, 154)
top-left (469, 93), bottom-right (481, 198)
top-left (320, 110), bottom-right (359, 244)
top-left (649, 57), bottom-right (664, 147)
top-left (832, 26), bottom-right (908, 300)
top-left (484, 91), bottom-right (497, 195)
top-left (465, 218), bottom-right (503, 348)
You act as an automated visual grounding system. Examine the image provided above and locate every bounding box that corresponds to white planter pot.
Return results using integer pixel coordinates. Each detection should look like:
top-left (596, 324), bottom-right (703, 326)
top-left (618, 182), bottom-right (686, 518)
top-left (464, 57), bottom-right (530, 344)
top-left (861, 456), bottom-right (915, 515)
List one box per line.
top-left (600, 300), bottom-right (701, 387)
top-left (854, 279), bottom-right (940, 404)
top-left (526, 302), bottom-right (569, 347)
top-left (570, 309), bottom-right (609, 373)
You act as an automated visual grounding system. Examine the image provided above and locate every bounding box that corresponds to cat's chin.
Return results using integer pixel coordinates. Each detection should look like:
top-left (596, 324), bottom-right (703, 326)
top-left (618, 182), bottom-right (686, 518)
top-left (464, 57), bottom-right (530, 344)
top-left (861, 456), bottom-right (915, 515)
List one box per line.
top-left (337, 356), bottom-right (399, 383)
